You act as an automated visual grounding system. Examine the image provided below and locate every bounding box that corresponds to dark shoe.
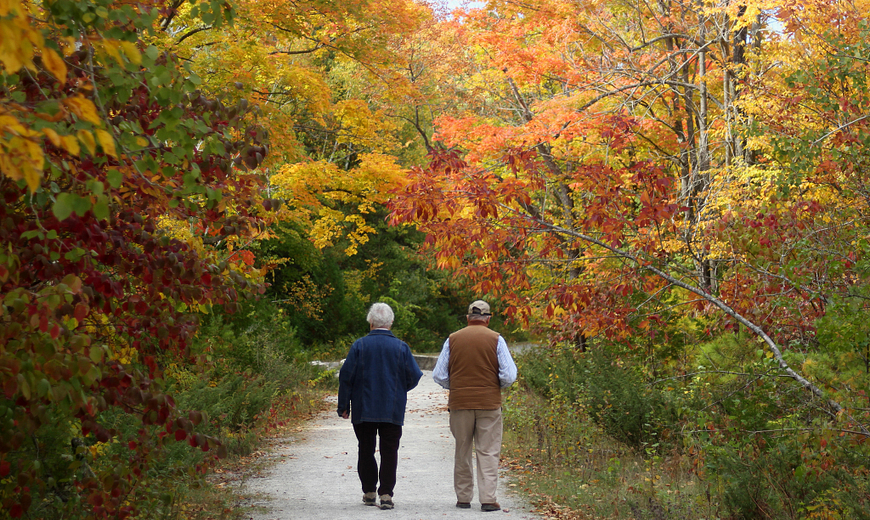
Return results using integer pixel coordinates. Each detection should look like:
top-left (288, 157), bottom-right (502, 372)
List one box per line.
top-left (379, 494), bottom-right (394, 510)
top-left (481, 502), bottom-right (501, 512)
top-left (363, 492), bottom-right (377, 506)
top-left (456, 502), bottom-right (471, 509)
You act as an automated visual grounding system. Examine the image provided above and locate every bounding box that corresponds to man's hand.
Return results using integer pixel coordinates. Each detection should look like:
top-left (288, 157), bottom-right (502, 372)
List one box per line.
top-left (340, 410), bottom-right (349, 419)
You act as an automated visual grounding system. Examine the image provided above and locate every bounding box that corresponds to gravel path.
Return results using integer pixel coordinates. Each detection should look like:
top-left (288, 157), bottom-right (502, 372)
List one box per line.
top-left (244, 370), bottom-right (540, 520)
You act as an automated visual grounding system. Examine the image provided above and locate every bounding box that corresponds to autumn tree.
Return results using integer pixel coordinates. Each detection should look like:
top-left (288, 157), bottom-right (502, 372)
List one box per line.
top-left (152, 0), bottom-right (433, 257)
top-left (390, 0), bottom-right (870, 436)
top-left (145, 0), bottom-right (484, 346)
top-left (0, 0), bottom-right (274, 516)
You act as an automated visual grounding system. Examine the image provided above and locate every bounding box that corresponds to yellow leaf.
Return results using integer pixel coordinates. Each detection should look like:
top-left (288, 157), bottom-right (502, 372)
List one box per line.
top-left (17, 138), bottom-right (44, 192)
top-left (42, 127), bottom-right (61, 147)
top-left (64, 95), bottom-right (102, 125)
top-left (0, 153), bottom-right (22, 182)
top-left (42, 47), bottom-right (67, 82)
top-left (60, 37), bottom-right (76, 56)
top-left (61, 134), bottom-right (80, 156)
top-left (22, 162), bottom-right (40, 191)
top-left (0, 0), bottom-right (15, 16)
top-left (98, 40), bottom-right (122, 66)
top-left (0, 20), bottom-right (28, 72)
top-left (77, 129), bottom-right (96, 155)
top-left (0, 114), bottom-right (26, 134)
top-left (119, 40), bottom-right (141, 65)
top-left (95, 129), bottom-right (116, 157)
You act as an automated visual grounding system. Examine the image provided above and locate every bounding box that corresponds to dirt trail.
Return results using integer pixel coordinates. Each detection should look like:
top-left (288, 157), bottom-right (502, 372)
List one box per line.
top-left (244, 370), bottom-right (540, 520)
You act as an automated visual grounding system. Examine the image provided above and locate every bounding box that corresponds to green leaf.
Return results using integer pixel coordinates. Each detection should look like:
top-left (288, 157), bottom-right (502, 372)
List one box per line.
top-left (19, 377), bottom-right (30, 400)
top-left (71, 195), bottom-right (91, 217)
top-left (53, 193), bottom-right (74, 221)
top-left (20, 230), bottom-right (43, 240)
top-left (37, 379), bottom-right (51, 398)
top-left (107, 169), bottom-right (123, 188)
top-left (64, 248), bottom-right (87, 261)
top-left (87, 180), bottom-right (105, 196)
top-left (93, 196), bottom-right (109, 220)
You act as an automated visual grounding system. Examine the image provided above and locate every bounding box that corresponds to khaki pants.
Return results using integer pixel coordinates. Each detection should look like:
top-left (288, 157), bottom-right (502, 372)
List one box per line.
top-left (449, 408), bottom-right (503, 504)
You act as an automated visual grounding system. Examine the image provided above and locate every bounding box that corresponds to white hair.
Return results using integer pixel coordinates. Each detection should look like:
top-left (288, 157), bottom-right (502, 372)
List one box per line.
top-left (367, 302), bottom-right (394, 329)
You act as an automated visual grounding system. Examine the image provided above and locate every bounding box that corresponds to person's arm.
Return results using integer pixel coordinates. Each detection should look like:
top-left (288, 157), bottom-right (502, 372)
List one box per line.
top-left (337, 343), bottom-right (358, 418)
top-left (496, 336), bottom-right (517, 388)
top-left (405, 345), bottom-right (423, 391)
top-left (432, 338), bottom-right (451, 389)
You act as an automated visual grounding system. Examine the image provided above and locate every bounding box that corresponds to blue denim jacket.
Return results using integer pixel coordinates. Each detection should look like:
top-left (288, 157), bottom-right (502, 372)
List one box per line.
top-left (337, 329), bottom-right (423, 425)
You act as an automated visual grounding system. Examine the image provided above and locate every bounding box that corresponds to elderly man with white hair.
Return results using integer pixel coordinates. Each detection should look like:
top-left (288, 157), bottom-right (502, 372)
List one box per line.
top-left (337, 302), bottom-right (423, 510)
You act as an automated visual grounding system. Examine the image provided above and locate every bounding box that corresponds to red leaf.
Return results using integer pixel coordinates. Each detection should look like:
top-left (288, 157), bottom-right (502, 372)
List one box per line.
top-left (74, 303), bottom-right (89, 321)
top-left (0, 460), bottom-right (10, 477)
top-left (9, 504), bottom-right (23, 518)
top-left (238, 250), bottom-right (254, 266)
top-left (174, 429), bottom-right (187, 441)
top-left (3, 378), bottom-right (17, 400)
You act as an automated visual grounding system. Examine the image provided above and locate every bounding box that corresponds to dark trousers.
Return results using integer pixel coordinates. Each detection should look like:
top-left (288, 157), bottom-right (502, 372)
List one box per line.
top-left (353, 422), bottom-right (403, 497)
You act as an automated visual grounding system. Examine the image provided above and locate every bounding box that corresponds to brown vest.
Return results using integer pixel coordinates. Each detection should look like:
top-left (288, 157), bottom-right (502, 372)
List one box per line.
top-left (447, 324), bottom-right (502, 410)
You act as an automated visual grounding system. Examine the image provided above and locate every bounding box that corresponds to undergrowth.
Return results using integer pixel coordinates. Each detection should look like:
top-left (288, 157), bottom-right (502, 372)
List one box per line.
top-left (503, 341), bottom-right (870, 520)
top-left (159, 307), bottom-right (339, 519)
top-left (503, 382), bottom-right (719, 520)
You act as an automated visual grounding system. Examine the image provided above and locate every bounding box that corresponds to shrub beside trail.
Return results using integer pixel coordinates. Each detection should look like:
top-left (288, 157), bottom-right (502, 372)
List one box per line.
top-left (503, 342), bottom-right (870, 520)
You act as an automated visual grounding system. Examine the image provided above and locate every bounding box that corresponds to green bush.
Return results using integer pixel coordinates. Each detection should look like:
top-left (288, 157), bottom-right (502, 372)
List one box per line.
top-left (581, 349), bottom-right (664, 448)
top-left (705, 430), bottom-right (870, 519)
top-left (517, 345), bottom-right (675, 449)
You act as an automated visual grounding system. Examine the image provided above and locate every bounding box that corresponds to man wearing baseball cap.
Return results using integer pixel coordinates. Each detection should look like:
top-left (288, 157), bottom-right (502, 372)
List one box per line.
top-left (433, 300), bottom-right (518, 512)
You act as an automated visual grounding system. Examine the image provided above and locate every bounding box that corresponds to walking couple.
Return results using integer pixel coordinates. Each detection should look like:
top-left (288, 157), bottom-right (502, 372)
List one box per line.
top-left (337, 300), bottom-right (518, 512)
